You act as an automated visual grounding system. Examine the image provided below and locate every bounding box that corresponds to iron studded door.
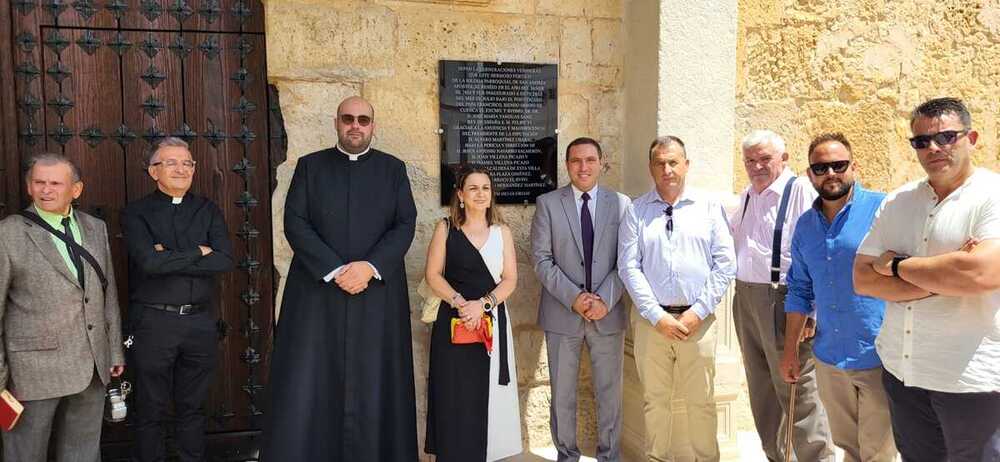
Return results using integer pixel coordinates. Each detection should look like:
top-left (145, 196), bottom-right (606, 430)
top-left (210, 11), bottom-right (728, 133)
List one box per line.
top-left (4, 0), bottom-right (278, 458)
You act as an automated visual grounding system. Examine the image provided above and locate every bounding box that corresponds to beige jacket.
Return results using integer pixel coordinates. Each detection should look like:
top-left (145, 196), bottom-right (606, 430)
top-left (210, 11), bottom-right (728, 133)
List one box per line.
top-left (0, 208), bottom-right (124, 401)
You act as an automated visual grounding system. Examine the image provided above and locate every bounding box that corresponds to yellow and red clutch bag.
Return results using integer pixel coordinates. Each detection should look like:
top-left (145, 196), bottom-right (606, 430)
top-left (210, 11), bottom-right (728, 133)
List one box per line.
top-left (450, 315), bottom-right (494, 352)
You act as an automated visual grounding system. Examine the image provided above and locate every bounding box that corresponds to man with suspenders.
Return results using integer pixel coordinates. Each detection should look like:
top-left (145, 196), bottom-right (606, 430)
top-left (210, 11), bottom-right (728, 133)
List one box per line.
top-left (731, 130), bottom-right (835, 462)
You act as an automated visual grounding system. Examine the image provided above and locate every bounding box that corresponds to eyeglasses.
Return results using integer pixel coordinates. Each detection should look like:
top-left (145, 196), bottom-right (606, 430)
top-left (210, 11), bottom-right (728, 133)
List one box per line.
top-left (809, 160), bottom-right (850, 176)
top-left (664, 205), bottom-right (673, 236)
top-left (339, 114), bottom-right (372, 127)
top-left (151, 160), bottom-right (196, 169)
top-left (908, 129), bottom-right (968, 150)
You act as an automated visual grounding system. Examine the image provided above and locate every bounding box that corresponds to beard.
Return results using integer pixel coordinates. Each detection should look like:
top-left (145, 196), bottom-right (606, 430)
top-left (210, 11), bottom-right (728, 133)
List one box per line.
top-left (816, 178), bottom-right (854, 201)
top-left (340, 133), bottom-right (372, 153)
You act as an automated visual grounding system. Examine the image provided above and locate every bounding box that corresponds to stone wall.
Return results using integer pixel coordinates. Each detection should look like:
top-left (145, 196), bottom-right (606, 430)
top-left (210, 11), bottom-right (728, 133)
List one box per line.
top-left (265, 0), bottom-right (625, 457)
top-left (735, 0), bottom-right (1000, 193)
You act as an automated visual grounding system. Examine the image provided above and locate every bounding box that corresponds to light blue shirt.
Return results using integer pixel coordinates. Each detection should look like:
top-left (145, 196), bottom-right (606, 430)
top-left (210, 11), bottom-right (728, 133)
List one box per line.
top-left (785, 185), bottom-right (887, 370)
top-left (618, 187), bottom-right (736, 325)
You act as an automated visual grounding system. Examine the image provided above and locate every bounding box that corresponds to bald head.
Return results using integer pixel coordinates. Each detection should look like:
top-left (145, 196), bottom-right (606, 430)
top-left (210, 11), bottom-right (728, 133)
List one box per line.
top-left (337, 96), bottom-right (374, 119)
top-left (335, 96), bottom-right (376, 154)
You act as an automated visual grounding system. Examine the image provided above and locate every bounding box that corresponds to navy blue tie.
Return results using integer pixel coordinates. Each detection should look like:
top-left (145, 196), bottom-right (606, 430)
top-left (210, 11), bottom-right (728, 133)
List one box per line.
top-left (581, 192), bottom-right (594, 292)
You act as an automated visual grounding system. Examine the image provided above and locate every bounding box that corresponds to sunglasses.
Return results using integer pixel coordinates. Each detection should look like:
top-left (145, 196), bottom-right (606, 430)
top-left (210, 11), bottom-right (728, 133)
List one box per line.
top-left (809, 160), bottom-right (850, 176)
top-left (664, 205), bottom-right (673, 236)
top-left (908, 129), bottom-right (968, 150)
top-left (339, 114), bottom-right (372, 127)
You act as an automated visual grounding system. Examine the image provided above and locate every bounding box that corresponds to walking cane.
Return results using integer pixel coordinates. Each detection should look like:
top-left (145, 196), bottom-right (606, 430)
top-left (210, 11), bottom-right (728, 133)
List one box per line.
top-left (785, 382), bottom-right (798, 462)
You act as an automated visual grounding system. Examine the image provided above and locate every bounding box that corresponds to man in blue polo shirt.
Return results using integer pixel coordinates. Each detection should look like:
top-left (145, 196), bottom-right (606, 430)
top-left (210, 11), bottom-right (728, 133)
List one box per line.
top-left (778, 133), bottom-right (896, 462)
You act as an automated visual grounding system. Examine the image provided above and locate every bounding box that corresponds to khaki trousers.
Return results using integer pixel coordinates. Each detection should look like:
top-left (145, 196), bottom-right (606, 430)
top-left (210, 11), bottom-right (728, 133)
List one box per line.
top-left (815, 361), bottom-right (897, 462)
top-left (633, 313), bottom-right (719, 462)
top-left (732, 281), bottom-right (835, 462)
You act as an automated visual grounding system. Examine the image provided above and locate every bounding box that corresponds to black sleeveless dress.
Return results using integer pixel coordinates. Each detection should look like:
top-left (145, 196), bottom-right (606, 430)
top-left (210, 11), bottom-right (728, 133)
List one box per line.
top-left (424, 224), bottom-right (514, 461)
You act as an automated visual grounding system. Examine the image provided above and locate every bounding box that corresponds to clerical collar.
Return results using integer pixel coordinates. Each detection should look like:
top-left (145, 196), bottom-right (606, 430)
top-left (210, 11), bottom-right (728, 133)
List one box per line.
top-left (336, 144), bottom-right (371, 161)
top-left (154, 188), bottom-right (186, 204)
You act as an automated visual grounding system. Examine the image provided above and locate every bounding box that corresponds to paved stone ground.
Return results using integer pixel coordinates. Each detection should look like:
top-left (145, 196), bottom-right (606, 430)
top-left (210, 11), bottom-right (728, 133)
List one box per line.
top-left (484, 388), bottom-right (897, 461)
top-left (507, 441), bottom-right (848, 462)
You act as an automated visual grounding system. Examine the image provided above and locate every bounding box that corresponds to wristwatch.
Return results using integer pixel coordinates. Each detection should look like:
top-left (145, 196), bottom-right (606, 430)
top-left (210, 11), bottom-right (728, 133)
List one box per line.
top-left (481, 298), bottom-right (493, 313)
top-left (891, 255), bottom-right (909, 278)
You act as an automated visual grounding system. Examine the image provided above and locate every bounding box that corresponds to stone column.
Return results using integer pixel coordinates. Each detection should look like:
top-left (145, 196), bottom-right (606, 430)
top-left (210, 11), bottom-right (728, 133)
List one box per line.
top-left (623, 0), bottom-right (740, 460)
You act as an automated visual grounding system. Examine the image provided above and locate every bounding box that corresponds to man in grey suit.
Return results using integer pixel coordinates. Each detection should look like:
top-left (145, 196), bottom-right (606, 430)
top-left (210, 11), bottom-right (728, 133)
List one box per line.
top-left (0, 152), bottom-right (125, 462)
top-left (531, 137), bottom-right (631, 462)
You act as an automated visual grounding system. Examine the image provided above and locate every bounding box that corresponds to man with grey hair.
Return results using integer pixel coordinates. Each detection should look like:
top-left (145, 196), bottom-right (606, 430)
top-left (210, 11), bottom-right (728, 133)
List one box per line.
top-left (731, 130), bottom-right (834, 461)
top-left (121, 137), bottom-right (234, 461)
top-left (0, 152), bottom-right (125, 461)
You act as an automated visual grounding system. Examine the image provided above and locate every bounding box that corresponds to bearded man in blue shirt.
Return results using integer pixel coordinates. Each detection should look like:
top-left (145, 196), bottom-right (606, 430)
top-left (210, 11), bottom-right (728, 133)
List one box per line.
top-left (778, 133), bottom-right (896, 462)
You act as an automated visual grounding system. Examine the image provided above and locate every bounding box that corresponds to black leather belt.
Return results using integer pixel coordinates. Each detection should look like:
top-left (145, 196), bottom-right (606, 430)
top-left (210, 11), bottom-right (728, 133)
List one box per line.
top-left (660, 304), bottom-right (691, 315)
top-left (141, 303), bottom-right (204, 315)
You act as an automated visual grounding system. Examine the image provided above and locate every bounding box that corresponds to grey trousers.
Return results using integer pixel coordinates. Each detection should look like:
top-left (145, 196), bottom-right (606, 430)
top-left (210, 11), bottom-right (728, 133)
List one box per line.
top-left (546, 321), bottom-right (625, 462)
top-left (732, 281), bottom-right (835, 462)
top-left (1, 373), bottom-right (105, 462)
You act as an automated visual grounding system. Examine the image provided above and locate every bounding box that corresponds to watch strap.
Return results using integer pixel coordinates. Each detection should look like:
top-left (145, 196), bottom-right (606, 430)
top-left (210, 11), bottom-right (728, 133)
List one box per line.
top-left (891, 255), bottom-right (908, 278)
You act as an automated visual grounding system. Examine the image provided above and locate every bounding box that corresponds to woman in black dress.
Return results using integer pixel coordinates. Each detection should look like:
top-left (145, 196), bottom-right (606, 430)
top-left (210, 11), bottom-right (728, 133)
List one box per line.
top-left (423, 165), bottom-right (522, 461)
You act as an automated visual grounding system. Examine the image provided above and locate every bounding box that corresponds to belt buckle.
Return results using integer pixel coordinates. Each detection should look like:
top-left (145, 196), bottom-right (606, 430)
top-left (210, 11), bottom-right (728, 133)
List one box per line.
top-left (178, 304), bottom-right (193, 315)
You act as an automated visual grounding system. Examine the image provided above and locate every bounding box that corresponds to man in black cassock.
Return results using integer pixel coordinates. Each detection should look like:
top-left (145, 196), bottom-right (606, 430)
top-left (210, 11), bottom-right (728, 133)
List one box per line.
top-left (262, 96), bottom-right (418, 461)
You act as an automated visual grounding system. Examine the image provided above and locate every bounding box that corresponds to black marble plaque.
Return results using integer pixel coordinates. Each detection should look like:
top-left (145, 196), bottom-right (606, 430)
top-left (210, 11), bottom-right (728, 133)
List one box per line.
top-left (440, 60), bottom-right (558, 205)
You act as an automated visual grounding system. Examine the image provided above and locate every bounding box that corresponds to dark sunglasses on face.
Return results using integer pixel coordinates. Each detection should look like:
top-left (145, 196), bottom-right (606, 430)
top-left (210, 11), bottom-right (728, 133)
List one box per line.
top-left (908, 129), bottom-right (968, 150)
top-left (339, 114), bottom-right (372, 127)
top-left (809, 160), bottom-right (851, 176)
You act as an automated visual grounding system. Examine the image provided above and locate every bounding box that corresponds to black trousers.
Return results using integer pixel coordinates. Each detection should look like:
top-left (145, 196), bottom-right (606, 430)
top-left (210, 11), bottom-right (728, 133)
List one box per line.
top-left (129, 306), bottom-right (218, 462)
top-left (882, 368), bottom-right (1000, 462)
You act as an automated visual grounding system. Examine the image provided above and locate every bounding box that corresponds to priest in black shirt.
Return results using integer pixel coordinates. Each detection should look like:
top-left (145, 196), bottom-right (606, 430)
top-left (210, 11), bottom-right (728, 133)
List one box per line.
top-left (122, 137), bottom-right (234, 462)
top-left (261, 96), bottom-right (418, 461)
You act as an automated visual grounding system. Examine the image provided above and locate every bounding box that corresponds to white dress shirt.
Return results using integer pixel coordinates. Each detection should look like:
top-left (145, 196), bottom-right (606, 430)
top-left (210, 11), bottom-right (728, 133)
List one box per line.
top-left (572, 183), bottom-right (598, 221)
top-left (618, 187), bottom-right (736, 325)
top-left (857, 168), bottom-right (1000, 393)
top-left (731, 168), bottom-right (817, 284)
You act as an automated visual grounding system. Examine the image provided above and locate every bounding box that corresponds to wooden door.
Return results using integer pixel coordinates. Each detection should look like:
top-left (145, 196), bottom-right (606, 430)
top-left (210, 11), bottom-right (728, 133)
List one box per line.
top-left (0, 0), bottom-right (280, 458)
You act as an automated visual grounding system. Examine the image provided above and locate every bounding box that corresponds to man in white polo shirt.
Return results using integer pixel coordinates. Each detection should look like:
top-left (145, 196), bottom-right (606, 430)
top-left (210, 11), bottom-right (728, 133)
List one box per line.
top-left (854, 97), bottom-right (1000, 462)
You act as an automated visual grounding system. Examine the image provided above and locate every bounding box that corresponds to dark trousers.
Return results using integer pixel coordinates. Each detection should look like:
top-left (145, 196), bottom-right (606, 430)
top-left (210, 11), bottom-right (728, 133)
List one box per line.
top-left (882, 368), bottom-right (1000, 462)
top-left (129, 306), bottom-right (218, 462)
